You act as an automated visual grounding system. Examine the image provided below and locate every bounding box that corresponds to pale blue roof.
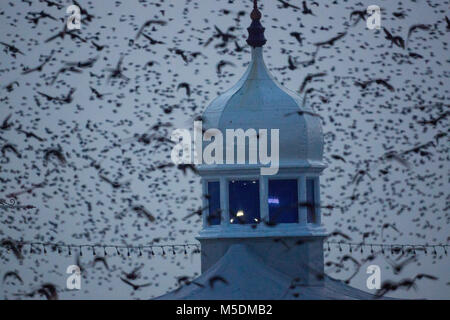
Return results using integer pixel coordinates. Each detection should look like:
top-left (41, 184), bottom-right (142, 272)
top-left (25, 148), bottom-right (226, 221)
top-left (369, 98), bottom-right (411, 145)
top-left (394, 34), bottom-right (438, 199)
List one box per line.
top-left (201, 47), bottom-right (324, 170)
top-left (157, 244), bottom-right (388, 300)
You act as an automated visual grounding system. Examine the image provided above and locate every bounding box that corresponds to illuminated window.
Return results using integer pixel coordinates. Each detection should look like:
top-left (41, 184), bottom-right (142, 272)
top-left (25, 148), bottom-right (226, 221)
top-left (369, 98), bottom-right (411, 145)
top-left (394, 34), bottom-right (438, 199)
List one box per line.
top-left (228, 180), bottom-right (260, 224)
top-left (268, 179), bottom-right (298, 223)
top-left (306, 178), bottom-right (316, 223)
top-left (207, 181), bottom-right (221, 225)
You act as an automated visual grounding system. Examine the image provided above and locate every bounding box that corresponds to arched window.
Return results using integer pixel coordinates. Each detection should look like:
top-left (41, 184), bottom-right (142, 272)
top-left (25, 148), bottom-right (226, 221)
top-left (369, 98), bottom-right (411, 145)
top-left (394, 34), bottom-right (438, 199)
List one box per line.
top-left (228, 180), bottom-right (260, 224)
top-left (268, 179), bottom-right (298, 223)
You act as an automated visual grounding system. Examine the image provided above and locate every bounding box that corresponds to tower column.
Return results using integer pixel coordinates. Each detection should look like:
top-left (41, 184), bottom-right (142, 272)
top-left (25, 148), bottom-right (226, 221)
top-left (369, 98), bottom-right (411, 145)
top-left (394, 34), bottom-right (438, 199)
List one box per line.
top-left (315, 178), bottom-right (321, 226)
top-left (298, 176), bottom-right (307, 225)
top-left (202, 179), bottom-right (208, 227)
top-left (260, 175), bottom-right (268, 222)
top-left (220, 177), bottom-right (229, 225)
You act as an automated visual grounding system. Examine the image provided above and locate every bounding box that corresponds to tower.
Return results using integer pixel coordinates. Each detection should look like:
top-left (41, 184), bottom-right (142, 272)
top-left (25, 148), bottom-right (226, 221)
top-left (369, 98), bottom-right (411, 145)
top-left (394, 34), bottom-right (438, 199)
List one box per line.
top-left (197, 0), bottom-right (326, 285)
top-left (158, 0), bottom-right (384, 299)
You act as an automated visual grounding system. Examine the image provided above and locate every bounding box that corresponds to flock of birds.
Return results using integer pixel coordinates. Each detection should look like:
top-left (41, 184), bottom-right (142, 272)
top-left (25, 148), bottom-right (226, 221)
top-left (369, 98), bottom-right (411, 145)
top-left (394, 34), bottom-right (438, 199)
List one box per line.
top-left (0, 0), bottom-right (449, 299)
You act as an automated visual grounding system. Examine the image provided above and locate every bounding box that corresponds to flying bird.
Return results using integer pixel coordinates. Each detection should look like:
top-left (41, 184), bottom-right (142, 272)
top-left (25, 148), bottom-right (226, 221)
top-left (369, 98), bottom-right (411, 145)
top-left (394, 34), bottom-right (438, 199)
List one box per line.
top-left (299, 72), bottom-right (327, 93)
top-left (407, 24), bottom-right (430, 46)
top-left (208, 276), bottom-right (229, 289)
top-left (314, 32), bottom-right (347, 47)
top-left (276, 0), bottom-right (301, 10)
top-left (3, 271), bottom-right (23, 284)
top-left (134, 20), bottom-right (167, 41)
top-left (0, 114), bottom-right (13, 130)
top-left (216, 60), bottom-right (236, 74)
top-left (120, 277), bottom-right (151, 291)
top-left (383, 28), bottom-right (405, 49)
top-left (177, 82), bottom-right (191, 97)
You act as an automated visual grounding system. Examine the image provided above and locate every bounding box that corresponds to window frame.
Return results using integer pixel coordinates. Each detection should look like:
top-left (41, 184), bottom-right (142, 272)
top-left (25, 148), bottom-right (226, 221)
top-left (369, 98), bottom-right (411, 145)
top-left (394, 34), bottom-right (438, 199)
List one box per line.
top-left (305, 176), bottom-right (319, 225)
top-left (201, 173), bottom-right (320, 228)
top-left (206, 180), bottom-right (221, 226)
top-left (202, 177), bottom-right (222, 228)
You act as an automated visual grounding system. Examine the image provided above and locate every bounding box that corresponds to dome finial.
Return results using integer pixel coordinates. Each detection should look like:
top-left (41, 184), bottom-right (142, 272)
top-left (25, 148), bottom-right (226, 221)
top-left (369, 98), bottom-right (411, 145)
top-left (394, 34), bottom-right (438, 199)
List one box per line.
top-left (250, 0), bottom-right (261, 20)
top-left (247, 0), bottom-right (266, 47)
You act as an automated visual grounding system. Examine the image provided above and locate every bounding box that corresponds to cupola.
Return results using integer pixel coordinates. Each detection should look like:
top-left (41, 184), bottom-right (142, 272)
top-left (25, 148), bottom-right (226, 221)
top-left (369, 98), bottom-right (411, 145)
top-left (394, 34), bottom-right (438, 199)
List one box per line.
top-left (198, 0), bottom-right (326, 243)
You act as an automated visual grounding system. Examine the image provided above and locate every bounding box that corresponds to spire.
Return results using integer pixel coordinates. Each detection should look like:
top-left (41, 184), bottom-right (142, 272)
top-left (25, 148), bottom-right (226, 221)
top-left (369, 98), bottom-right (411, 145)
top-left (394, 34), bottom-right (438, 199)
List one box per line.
top-left (246, 0), bottom-right (266, 48)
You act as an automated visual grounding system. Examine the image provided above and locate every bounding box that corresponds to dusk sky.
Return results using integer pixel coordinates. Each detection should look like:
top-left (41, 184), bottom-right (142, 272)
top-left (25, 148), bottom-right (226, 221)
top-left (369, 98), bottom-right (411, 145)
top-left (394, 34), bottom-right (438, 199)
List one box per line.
top-left (0, 0), bottom-right (448, 299)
